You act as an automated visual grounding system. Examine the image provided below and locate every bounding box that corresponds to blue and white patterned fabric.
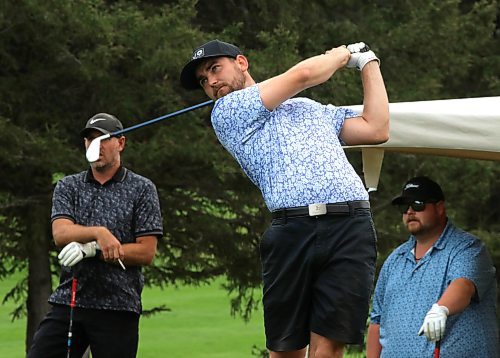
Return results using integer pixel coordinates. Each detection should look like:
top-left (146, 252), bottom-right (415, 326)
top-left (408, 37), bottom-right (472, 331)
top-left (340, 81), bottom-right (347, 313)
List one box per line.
top-left (370, 221), bottom-right (498, 358)
top-left (211, 85), bottom-right (368, 211)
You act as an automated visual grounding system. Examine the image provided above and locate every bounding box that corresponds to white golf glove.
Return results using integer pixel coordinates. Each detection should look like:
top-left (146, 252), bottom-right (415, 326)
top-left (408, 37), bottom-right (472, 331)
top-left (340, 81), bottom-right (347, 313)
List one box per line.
top-left (58, 241), bottom-right (100, 267)
top-left (346, 42), bottom-right (380, 70)
top-left (418, 303), bottom-right (449, 342)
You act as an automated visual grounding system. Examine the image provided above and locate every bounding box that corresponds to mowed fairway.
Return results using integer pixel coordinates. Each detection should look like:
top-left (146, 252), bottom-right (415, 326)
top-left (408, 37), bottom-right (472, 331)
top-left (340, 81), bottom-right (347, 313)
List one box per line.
top-left (0, 275), bottom-right (265, 358)
top-left (138, 279), bottom-right (265, 357)
top-left (1, 275), bottom-right (366, 357)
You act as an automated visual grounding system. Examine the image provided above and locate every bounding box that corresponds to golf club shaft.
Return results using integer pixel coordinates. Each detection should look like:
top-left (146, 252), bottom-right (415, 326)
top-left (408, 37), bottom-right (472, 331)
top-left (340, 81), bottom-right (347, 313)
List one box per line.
top-left (433, 341), bottom-right (440, 358)
top-left (110, 100), bottom-right (213, 137)
top-left (86, 100), bottom-right (214, 163)
top-left (66, 277), bottom-right (77, 358)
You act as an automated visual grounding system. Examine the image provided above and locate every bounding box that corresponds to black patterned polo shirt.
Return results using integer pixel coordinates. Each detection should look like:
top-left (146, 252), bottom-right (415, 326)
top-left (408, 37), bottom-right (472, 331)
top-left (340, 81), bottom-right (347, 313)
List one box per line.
top-left (48, 166), bottom-right (163, 314)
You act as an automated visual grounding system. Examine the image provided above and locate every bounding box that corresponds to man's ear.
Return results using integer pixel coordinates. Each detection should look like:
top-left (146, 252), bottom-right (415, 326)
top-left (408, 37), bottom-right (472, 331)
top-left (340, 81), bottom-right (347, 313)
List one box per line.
top-left (436, 200), bottom-right (446, 216)
top-left (235, 54), bottom-right (249, 72)
top-left (118, 136), bottom-right (126, 152)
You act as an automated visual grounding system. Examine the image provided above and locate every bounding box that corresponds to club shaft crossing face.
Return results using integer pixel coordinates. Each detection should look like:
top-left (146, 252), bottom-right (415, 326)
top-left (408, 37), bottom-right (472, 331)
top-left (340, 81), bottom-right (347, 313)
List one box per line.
top-left (85, 100), bottom-right (214, 163)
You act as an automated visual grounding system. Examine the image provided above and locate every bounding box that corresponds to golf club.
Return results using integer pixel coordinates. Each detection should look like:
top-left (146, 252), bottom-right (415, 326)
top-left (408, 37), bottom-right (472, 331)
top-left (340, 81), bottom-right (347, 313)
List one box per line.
top-left (117, 258), bottom-right (126, 270)
top-left (66, 277), bottom-right (77, 358)
top-left (86, 100), bottom-right (214, 162)
top-left (434, 340), bottom-right (440, 358)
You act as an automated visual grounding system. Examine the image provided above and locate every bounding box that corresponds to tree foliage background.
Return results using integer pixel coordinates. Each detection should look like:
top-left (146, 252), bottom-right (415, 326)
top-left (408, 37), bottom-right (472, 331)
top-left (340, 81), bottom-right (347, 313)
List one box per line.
top-left (0, 0), bottom-right (499, 351)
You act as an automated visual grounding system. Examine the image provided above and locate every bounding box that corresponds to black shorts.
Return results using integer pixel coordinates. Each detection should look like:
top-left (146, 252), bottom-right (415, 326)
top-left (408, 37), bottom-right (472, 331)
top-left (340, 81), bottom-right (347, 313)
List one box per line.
top-left (27, 304), bottom-right (140, 358)
top-left (259, 204), bottom-right (377, 351)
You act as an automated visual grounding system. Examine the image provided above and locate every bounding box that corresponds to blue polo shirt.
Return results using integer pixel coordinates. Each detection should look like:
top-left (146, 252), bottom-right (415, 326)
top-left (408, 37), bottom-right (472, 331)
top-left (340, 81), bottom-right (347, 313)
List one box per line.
top-left (211, 85), bottom-right (368, 211)
top-left (370, 221), bottom-right (498, 357)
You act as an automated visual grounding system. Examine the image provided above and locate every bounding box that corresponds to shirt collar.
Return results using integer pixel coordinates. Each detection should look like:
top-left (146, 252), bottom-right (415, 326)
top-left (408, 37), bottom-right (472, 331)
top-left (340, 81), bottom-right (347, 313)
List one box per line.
top-left (84, 166), bottom-right (127, 184)
top-left (398, 219), bottom-right (452, 257)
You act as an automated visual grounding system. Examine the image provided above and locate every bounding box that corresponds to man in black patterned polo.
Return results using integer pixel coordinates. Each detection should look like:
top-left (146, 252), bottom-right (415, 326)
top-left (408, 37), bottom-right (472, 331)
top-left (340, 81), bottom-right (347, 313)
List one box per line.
top-left (28, 113), bottom-right (163, 358)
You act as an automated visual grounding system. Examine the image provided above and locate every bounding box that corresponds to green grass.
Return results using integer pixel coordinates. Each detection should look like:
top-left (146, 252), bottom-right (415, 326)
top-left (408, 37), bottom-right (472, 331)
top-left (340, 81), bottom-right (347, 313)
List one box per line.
top-left (0, 274), bottom-right (265, 358)
top-left (138, 280), bottom-right (265, 357)
top-left (0, 274), bottom-right (366, 357)
top-left (0, 275), bottom-right (25, 357)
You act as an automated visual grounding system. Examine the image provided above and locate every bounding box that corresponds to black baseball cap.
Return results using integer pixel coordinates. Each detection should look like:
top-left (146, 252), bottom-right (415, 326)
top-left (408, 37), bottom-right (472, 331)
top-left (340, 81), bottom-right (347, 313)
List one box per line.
top-left (180, 39), bottom-right (243, 90)
top-left (80, 113), bottom-right (123, 138)
top-left (391, 176), bottom-right (445, 205)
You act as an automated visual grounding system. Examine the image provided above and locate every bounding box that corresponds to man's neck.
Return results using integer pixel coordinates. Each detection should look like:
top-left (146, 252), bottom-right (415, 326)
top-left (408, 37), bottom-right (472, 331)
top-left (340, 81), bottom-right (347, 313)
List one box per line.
top-left (414, 222), bottom-right (447, 256)
top-left (91, 162), bottom-right (121, 184)
top-left (414, 237), bottom-right (437, 259)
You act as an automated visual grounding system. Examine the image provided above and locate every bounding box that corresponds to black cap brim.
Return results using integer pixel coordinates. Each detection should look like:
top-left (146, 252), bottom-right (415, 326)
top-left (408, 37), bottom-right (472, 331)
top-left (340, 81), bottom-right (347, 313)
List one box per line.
top-left (80, 127), bottom-right (111, 138)
top-left (391, 194), bottom-right (420, 205)
top-left (180, 57), bottom-right (208, 90)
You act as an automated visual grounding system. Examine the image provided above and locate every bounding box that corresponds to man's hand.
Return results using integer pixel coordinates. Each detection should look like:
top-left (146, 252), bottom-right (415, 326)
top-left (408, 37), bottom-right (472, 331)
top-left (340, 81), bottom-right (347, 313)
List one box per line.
top-left (58, 241), bottom-right (99, 267)
top-left (418, 303), bottom-right (449, 341)
top-left (95, 227), bottom-right (124, 261)
top-left (346, 42), bottom-right (380, 71)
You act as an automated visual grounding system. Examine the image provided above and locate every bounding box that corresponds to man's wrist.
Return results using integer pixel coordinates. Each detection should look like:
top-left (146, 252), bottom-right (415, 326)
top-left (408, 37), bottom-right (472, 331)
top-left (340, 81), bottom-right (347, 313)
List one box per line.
top-left (362, 59), bottom-right (379, 67)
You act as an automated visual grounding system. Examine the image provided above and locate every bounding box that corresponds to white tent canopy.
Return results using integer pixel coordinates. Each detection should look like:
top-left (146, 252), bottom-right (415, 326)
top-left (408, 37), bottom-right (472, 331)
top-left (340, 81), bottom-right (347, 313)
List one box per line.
top-left (346, 96), bottom-right (500, 190)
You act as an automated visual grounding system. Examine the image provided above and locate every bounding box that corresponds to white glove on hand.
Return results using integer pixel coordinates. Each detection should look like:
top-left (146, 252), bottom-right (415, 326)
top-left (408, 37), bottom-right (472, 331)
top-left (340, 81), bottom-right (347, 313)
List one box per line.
top-left (58, 241), bottom-right (99, 267)
top-left (418, 303), bottom-right (449, 341)
top-left (346, 42), bottom-right (380, 70)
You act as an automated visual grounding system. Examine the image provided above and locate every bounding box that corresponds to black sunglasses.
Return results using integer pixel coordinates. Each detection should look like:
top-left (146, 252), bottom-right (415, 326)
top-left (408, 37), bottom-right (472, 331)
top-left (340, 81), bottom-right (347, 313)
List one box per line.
top-left (397, 200), bottom-right (428, 214)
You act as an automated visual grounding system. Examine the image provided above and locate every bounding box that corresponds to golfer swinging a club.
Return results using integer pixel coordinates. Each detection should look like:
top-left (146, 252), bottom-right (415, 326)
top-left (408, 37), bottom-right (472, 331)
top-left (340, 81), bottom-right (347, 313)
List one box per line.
top-left (28, 113), bottom-right (163, 358)
top-left (180, 40), bottom-right (389, 357)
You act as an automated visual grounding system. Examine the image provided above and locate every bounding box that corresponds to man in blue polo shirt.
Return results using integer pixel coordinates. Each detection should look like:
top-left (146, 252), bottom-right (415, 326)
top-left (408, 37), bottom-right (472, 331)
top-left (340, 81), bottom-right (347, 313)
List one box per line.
top-left (367, 176), bottom-right (498, 358)
top-left (28, 113), bottom-right (163, 358)
top-left (180, 40), bottom-right (389, 357)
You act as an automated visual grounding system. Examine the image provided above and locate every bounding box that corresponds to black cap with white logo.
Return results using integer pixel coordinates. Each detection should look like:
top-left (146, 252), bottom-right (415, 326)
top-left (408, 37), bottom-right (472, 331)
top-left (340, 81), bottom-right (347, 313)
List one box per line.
top-left (80, 113), bottom-right (123, 138)
top-left (391, 176), bottom-right (445, 205)
top-left (180, 39), bottom-right (243, 90)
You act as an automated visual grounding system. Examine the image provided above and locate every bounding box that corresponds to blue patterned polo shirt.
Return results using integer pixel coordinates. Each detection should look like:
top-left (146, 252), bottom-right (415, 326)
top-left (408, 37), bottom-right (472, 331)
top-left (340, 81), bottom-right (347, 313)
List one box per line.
top-left (370, 221), bottom-right (498, 357)
top-left (49, 167), bottom-right (163, 314)
top-left (211, 85), bottom-right (368, 211)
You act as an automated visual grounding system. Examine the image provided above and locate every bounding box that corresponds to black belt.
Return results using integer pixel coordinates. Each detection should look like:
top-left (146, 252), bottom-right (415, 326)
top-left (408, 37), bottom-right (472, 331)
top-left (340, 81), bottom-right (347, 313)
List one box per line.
top-left (271, 200), bottom-right (370, 219)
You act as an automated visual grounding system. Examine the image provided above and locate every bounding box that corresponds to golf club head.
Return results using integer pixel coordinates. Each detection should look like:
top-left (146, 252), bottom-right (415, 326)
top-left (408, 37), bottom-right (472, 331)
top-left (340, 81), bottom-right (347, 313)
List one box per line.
top-left (86, 133), bottom-right (111, 162)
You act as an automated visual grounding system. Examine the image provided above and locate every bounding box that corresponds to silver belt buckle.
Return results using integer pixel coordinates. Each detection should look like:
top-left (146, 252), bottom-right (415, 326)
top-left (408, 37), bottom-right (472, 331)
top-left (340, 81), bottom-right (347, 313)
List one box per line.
top-left (308, 203), bottom-right (327, 216)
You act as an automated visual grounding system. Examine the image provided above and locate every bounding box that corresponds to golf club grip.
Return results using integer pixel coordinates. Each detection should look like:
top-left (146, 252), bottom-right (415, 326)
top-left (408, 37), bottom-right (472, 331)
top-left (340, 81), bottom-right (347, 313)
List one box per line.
top-left (111, 100), bottom-right (214, 137)
top-left (433, 341), bottom-right (440, 358)
top-left (70, 277), bottom-right (77, 307)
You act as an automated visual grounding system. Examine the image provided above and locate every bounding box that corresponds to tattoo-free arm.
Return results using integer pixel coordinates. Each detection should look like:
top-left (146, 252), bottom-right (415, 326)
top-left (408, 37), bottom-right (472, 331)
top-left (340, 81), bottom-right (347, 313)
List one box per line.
top-left (257, 46), bottom-right (351, 111)
top-left (340, 61), bottom-right (389, 145)
top-left (366, 323), bottom-right (382, 358)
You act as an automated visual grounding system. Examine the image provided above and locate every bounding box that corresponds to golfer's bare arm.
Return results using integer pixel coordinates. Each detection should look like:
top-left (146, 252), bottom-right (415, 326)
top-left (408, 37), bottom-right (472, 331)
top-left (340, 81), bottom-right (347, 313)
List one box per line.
top-left (257, 47), bottom-right (389, 146)
top-left (366, 323), bottom-right (382, 358)
top-left (257, 46), bottom-right (350, 111)
top-left (53, 218), bottom-right (124, 260)
top-left (52, 218), bottom-right (118, 247)
top-left (121, 236), bottom-right (157, 266)
top-left (340, 61), bottom-right (389, 146)
top-left (53, 219), bottom-right (157, 266)
top-left (437, 277), bottom-right (476, 315)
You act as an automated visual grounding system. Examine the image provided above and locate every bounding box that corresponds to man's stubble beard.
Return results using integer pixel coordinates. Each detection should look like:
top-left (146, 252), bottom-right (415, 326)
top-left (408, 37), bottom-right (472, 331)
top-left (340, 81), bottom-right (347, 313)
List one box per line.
top-left (216, 68), bottom-right (246, 99)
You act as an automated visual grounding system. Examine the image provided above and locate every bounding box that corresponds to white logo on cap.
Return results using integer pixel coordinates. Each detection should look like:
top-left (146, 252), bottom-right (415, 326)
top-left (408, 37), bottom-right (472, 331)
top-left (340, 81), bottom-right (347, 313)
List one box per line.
top-left (89, 118), bottom-right (107, 125)
top-left (192, 48), bottom-right (204, 60)
top-left (404, 183), bottom-right (419, 190)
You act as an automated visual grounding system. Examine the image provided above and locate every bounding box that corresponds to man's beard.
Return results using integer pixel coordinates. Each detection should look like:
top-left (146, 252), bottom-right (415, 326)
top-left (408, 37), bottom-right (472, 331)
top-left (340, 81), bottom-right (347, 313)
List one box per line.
top-left (214, 70), bottom-right (245, 99)
top-left (91, 158), bottom-right (116, 171)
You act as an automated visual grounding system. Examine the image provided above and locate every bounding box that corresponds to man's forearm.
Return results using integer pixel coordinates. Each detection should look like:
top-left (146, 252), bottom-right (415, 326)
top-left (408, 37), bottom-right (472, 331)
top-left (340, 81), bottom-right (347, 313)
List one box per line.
top-left (366, 323), bottom-right (382, 358)
top-left (52, 219), bottom-right (103, 247)
top-left (258, 46), bottom-right (350, 110)
top-left (119, 236), bottom-right (157, 266)
top-left (437, 277), bottom-right (476, 315)
top-left (360, 62), bottom-right (389, 143)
